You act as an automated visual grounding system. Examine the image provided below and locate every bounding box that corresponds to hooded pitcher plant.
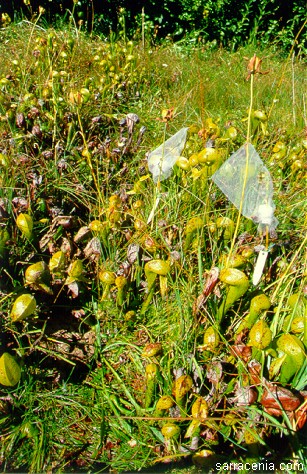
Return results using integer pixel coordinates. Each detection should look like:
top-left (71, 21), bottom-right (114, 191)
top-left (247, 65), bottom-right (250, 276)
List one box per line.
top-left (172, 374), bottom-right (193, 416)
top-left (145, 362), bottom-right (159, 409)
top-left (25, 261), bottom-right (53, 295)
top-left (236, 293), bottom-right (271, 334)
top-left (185, 397), bottom-right (209, 439)
top-left (141, 259), bottom-right (170, 314)
top-left (217, 268), bottom-right (249, 323)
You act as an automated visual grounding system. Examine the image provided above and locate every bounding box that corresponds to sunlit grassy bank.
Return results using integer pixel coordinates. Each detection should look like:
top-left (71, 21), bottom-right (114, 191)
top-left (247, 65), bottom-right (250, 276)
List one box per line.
top-left (0, 22), bottom-right (306, 473)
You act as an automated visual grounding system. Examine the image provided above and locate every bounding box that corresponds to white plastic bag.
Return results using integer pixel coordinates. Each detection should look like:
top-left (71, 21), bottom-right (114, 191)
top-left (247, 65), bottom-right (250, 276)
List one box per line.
top-left (211, 143), bottom-right (278, 234)
top-left (147, 127), bottom-right (189, 183)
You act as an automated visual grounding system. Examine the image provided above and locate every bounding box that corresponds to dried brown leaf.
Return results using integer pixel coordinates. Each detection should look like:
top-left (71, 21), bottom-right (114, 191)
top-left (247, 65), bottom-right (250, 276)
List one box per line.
top-left (231, 344), bottom-right (252, 363)
top-left (260, 382), bottom-right (302, 416)
top-left (193, 267), bottom-right (219, 315)
top-left (248, 360), bottom-right (262, 385)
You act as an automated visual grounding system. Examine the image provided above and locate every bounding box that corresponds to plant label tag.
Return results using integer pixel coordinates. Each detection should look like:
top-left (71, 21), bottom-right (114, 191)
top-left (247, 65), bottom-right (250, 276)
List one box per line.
top-left (253, 249), bottom-right (268, 285)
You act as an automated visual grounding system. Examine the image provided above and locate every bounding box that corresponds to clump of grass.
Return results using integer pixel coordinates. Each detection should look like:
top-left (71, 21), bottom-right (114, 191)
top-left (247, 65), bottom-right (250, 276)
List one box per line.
top-left (0, 20), bottom-right (306, 473)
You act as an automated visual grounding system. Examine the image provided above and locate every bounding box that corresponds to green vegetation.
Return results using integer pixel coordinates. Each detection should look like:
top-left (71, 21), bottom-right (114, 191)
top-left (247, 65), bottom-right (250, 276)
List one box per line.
top-left (3, 0), bottom-right (307, 53)
top-left (0, 16), bottom-right (306, 473)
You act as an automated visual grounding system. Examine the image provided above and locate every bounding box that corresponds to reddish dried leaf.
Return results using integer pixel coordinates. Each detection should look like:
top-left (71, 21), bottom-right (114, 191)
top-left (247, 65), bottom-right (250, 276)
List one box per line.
top-left (142, 342), bottom-right (163, 358)
top-left (245, 54), bottom-right (269, 80)
top-left (126, 113), bottom-right (140, 134)
top-left (158, 107), bottom-right (174, 123)
top-left (248, 360), bottom-right (262, 385)
top-left (294, 398), bottom-right (307, 430)
top-left (231, 384), bottom-right (257, 406)
top-left (27, 107), bottom-right (40, 119)
top-left (71, 309), bottom-right (86, 320)
top-left (206, 361), bottom-right (223, 386)
top-left (231, 344), bottom-right (252, 362)
top-left (84, 237), bottom-right (101, 261)
top-left (67, 281), bottom-right (79, 298)
top-left (127, 243), bottom-right (140, 264)
top-left (261, 382), bottom-right (302, 416)
top-left (73, 226), bottom-right (91, 244)
top-left (32, 124), bottom-right (42, 139)
top-left (193, 267), bottom-right (219, 315)
top-left (16, 113), bottom-right (25, 128)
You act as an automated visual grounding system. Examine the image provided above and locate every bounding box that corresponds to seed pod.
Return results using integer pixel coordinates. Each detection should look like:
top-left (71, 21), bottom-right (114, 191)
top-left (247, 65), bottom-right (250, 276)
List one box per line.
top-left (16, 213), bottom-right (33, 239)
top-left (248, 320), bottom-right (272, 350)
top-left (10, 294), bottom-right (36, 322)
top-left (0, 353), bottom-right (21, 387)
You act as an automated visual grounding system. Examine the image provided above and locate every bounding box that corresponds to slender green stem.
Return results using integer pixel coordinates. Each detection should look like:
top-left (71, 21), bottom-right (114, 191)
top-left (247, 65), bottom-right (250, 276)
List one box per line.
top-left (226, 71), bottom-right (254, 267)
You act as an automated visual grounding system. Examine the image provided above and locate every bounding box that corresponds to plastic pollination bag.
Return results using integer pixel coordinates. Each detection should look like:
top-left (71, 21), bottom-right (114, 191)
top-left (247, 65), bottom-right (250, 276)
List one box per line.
top-left (211, 143), bottom-right (278, 235)
top-left (147, 127), bottom-right (189, 183)
top-left (212, 143), bottom-right (278, 285)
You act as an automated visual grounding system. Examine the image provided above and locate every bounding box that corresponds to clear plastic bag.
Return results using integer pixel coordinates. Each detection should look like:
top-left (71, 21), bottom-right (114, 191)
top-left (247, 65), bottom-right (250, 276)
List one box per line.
top-left (211, 143), bottom-right (278, 234)
top-left (147, 127), bottom-right (189, 183)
